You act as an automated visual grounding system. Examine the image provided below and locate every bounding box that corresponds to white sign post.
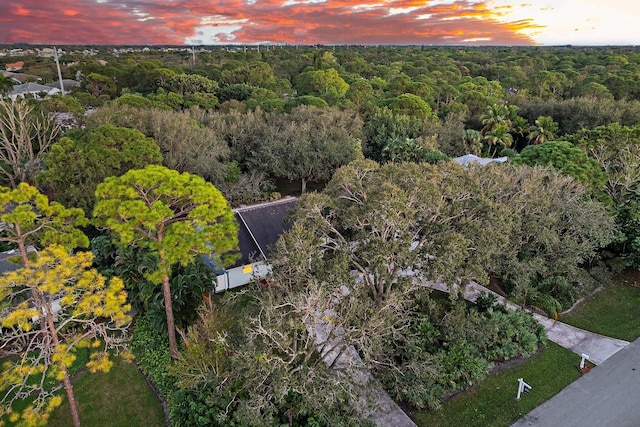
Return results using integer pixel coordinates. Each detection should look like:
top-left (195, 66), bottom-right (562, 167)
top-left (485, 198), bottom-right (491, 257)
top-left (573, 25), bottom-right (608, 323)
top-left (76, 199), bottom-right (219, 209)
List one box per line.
top-left (516, 378), bottom-right (532, 400)
top-left (580, 353), bottom-right (590, 369)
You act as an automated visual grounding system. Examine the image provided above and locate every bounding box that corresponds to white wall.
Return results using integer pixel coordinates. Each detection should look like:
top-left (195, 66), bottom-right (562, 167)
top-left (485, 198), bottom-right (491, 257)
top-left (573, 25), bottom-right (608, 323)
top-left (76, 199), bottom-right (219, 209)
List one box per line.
top-left (215, 261), bottom-right (271, 292)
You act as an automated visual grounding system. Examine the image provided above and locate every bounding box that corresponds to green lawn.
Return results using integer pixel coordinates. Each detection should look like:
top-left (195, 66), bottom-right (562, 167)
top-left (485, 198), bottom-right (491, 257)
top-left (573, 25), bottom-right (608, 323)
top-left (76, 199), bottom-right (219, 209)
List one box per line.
top-left (47, 356), bottom-right (165, 427)
top-left (561, 270), bottom-right (640, 341)
top-left (410, 342), bottom-right (583, 427)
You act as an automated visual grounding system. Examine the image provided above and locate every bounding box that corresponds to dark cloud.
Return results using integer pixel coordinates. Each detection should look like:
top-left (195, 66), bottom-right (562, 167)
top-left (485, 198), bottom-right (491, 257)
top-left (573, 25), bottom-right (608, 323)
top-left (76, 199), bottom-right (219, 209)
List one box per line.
top-left (0, 0), bottom-right (539, 45)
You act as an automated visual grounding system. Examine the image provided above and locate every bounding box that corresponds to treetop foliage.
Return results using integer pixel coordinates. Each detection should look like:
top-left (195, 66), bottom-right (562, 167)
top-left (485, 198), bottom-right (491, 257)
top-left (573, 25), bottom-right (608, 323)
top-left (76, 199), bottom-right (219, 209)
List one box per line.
top-left (40, 124), bottom-right (163, 213)
top-left (514, 140), bottom-right (608, 193)
top-left (0, 182), bottom-right (89, 252)
top-left (93, 165), bottom-right (239, 280)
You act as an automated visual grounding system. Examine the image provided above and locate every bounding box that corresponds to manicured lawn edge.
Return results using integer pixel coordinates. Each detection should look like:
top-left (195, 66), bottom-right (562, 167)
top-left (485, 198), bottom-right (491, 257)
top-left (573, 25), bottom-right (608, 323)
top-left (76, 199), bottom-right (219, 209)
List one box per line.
top-left (561, 271), bottom-right (640, 341)
top-left (409, 342), bottom-right (583, 427)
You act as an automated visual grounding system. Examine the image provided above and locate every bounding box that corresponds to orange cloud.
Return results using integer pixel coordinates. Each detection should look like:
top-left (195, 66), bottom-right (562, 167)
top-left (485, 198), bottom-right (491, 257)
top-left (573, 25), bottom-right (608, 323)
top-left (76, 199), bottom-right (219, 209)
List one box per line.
top-left (15, 7), bottom-right (30, 16)
top-left (0, 0), bottom-right (540, 45)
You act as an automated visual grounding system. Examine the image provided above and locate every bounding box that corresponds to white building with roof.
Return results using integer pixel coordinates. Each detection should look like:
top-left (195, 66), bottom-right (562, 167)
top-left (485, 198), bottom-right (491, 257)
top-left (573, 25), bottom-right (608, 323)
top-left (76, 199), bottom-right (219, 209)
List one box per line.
top-left (453, 154), bottom-right (509, 166)
top-left (2, 82), bottom-right (60, 100)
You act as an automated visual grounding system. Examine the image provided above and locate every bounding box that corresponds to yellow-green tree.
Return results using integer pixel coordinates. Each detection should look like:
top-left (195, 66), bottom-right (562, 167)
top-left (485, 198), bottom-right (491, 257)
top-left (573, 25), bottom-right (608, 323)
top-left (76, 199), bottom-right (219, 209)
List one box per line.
top-left (0, 245), bottom-right (131, 427)
top-left (93, 165), bottom-right (238, 359)
top-left (0, 183), bottom-right (89, 268)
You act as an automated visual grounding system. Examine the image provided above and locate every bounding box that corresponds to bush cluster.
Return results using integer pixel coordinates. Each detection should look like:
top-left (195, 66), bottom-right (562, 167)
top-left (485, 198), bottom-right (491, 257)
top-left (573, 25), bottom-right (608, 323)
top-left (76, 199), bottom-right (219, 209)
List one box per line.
top-left (379, 299), bottom-right (546, 410)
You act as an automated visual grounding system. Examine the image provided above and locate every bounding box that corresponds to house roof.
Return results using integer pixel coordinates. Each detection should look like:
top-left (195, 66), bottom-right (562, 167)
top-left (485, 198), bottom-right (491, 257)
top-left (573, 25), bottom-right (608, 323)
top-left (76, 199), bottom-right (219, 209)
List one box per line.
top-left (0, 71), bottom-right (40, 84)
top-left (453, 154), bottom-right (509, 166)
top-left (46, 79), bottom-right (80, 91)
top-left (5, 61), bottom-right (24, 71)
top-left (204, 197), bottom-right (298, 272)
top-left (0, 249), bottom-right (23, 275)
top-left (8, 82), bottom-right (60, 96)
top-left (231, 197), bottom-right (298, 268)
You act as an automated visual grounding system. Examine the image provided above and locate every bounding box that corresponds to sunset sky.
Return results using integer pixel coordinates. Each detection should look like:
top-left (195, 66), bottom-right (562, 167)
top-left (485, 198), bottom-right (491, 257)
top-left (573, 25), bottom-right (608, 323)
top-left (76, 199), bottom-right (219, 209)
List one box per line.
top-left (1, 0), bottom-right (639, 46)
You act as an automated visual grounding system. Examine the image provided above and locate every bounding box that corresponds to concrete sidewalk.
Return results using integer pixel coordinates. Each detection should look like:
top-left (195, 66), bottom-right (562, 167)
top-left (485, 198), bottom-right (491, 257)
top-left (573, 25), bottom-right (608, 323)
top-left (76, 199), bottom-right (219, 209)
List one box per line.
top-left (528, 312), bottom-right (629, 365)
top-left (512, 338), bottom-right (640, 427)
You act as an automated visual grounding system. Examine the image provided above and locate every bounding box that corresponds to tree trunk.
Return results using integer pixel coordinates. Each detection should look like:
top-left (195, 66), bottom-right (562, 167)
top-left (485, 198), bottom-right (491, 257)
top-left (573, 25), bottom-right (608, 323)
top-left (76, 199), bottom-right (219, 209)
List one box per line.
top-left (162, 274), bottom-right (180, 359)
top-left (45, 299), bottom-right (81, 427)
top-left (17, 235), bottom-right (48, 336)
top-left (62, 366), bottom-right (81, 427)
top-left (301, 177), bottom-right (307, 194)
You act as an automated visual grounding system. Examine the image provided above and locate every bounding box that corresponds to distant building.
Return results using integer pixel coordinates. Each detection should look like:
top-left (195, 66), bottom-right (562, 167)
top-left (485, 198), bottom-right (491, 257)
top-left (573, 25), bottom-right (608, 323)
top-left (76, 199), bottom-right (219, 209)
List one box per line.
top-left (0, 249), bottom-right (23, 275)
top-left (453, 154), bottom-right (509, 167)
top-left (5, 61), bottom-right (24, 72)
top-left (0, 71), bottom-right (40, 84)
top-left (205, 197), bottom-right (298, 292)
top-left (46, 79), bottom-right (80, 93)
top-left (2, 82), bottom-right (60, 100)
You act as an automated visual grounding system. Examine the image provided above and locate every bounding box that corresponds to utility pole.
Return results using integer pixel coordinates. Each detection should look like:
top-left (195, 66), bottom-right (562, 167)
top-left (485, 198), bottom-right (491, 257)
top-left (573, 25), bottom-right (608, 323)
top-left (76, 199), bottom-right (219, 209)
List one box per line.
top-left (53, 46), bottom-right (65, 96)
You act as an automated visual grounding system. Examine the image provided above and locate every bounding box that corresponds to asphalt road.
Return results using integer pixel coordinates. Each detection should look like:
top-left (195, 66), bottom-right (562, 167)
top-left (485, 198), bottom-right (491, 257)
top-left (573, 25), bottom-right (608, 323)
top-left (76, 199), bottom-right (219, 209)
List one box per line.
top-left (512, 338), bottom-right (640, 427)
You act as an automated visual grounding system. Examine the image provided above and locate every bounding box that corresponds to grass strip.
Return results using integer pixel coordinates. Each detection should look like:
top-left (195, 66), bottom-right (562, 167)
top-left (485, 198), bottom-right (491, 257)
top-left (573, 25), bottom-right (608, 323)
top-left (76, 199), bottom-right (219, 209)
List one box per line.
top-left (561, 275), bottom-right (640, 341)
top-left (410, 342), bottom-right (583, 427)
top-left (47, 356), bottom-right (165, 427)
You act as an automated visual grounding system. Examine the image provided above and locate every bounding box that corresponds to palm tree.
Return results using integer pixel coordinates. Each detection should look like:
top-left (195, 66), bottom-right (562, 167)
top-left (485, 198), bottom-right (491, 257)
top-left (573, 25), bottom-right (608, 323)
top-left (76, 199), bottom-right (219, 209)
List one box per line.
top-left (462, 129), bottom-right (483, 155)
top-left (480, 104), bottom-right (511, 133)
top-left (0, 75), bottom-right (17, 96)
top-left (528, 115), bottom-right (558, 145)
top-left (483, 122), bottom-right (513, 156)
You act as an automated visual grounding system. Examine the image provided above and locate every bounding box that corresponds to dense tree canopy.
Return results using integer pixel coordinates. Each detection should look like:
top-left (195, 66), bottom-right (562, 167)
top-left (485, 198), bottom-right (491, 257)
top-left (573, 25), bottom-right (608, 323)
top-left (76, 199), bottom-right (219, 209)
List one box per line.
top-left (40, 124), bottom-right (162, 212)
top-left (470, 164), bottom-right (616, 312)
top-left (7, 44), bottom-right (640, 424)
top-left (513, 140), bottom-right (608, 194)
top-left (207, 105), bottom-right (363, 193)
top-left (87, 104), bottom-right (229, 183)
top-left (566, 123), bottom-right (640, 267)
top-left (249, 105), bottom-right (363, 193)
top-left (294, 68), bottom-right (349, 105)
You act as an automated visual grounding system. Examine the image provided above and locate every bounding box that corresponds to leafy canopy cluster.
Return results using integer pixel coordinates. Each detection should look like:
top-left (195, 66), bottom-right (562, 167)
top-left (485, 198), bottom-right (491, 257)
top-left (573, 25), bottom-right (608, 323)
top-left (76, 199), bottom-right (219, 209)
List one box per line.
top-left (160, 159), bottom-right (598, 424)
top-left (40, 124), bottom-right (163, 213)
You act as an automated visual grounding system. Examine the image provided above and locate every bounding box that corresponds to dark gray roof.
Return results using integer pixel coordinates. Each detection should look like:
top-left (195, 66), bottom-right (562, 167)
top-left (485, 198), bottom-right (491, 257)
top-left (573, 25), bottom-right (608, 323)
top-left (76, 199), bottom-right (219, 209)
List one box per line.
top-left (231, 197), bottom-right (298, 268)
top-left (203, 197), bottom-right (298, 272)
top-left (45, 79), bottom-right (80, 91)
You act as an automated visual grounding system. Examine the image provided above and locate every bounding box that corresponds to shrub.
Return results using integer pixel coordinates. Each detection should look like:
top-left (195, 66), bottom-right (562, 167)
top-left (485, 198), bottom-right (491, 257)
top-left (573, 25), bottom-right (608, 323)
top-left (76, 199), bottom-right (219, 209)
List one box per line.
top-left (475, 291), bottom-right (499, 312)
top-left (129, 314), bottom-right (173, 396)
top-left (381, 300), bottom-right (546, 410)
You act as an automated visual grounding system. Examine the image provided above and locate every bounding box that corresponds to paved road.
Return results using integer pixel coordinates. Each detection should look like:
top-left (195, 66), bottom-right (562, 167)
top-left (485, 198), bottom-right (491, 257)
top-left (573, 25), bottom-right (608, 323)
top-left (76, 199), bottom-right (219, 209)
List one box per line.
top-left (512, 338), bottom-right (640, 427)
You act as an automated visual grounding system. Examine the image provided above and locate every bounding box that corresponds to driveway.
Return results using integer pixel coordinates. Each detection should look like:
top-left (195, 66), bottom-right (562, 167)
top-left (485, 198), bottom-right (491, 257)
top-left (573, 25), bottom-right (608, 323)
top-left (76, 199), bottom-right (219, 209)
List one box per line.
top-left (512, 337), bottom-right (640, 427)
